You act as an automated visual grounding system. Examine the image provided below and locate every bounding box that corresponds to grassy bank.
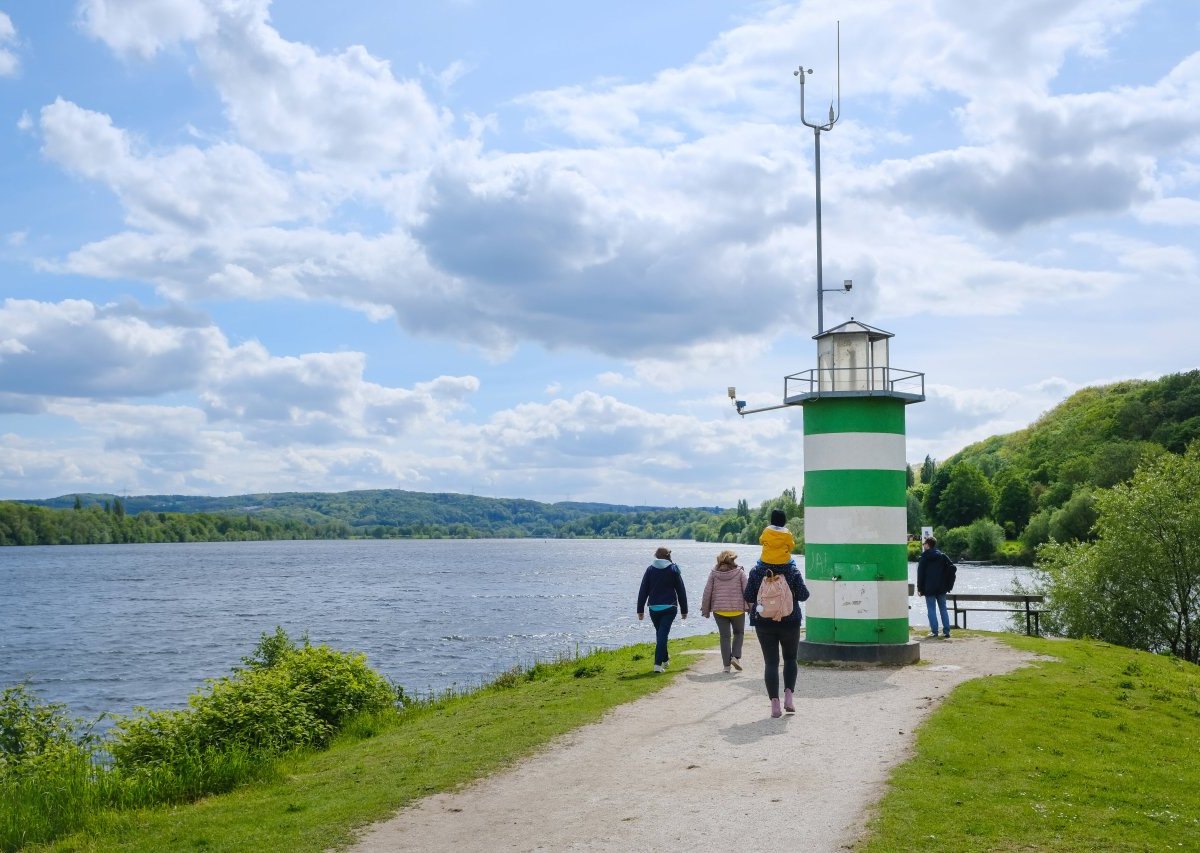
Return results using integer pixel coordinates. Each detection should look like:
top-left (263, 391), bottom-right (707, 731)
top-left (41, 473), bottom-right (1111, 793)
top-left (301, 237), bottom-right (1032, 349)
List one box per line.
top-left (23, 632), bottom-right (1199, 852)
top-left (859, 633), bottom-right (1200, 851)
top-left (30, 636), bottom-right (716, 852)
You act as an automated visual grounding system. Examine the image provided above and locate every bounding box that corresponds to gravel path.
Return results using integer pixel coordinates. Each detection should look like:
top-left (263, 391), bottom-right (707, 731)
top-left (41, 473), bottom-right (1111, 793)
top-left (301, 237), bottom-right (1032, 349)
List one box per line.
top-left (349, 635), bottom-right (1037, 852)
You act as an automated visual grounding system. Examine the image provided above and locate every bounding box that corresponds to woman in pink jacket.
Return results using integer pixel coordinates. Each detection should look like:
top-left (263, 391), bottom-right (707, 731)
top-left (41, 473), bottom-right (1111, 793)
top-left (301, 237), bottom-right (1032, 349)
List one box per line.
top-left (700, 549), bottom-right (749, 673)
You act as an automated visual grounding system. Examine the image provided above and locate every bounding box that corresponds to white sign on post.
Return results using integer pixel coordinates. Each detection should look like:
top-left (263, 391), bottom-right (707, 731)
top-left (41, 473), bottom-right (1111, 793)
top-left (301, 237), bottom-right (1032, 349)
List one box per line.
top-left (920, 526), bottom-right (933, 542)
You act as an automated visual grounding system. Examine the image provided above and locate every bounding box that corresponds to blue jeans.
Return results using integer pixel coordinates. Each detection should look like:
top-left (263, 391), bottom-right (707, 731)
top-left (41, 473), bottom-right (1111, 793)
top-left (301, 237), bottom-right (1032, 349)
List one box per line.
top-left (925, 594), bottom-right (951, 636)
top-left (648, 607), bottom-right (676, 665)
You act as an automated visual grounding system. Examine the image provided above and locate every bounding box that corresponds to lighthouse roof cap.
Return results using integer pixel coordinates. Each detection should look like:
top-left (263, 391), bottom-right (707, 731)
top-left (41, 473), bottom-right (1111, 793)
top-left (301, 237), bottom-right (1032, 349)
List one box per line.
top-left (813, 317), bottom-right (894, 341)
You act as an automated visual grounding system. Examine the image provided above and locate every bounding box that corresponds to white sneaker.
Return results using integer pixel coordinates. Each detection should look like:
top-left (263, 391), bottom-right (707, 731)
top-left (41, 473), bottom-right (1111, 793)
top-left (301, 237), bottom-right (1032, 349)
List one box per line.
top-left (653, 664), bottom-right (665, 673)
top-left (723, 665), bottom-right (731, 673)
top-left (730, 657), bottom-right (742, 671)
top-left (925, 632), bottom-right (939, 639)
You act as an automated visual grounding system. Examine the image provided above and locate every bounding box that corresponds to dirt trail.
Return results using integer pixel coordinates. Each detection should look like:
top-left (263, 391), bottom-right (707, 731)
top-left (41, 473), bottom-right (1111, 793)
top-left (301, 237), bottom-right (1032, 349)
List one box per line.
top-left (349, 635), bottom-right (1037, 852)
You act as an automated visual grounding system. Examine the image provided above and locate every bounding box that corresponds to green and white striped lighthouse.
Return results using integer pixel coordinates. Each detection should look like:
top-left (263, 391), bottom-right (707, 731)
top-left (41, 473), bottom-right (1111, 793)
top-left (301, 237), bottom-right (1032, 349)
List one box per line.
top-left (786, 319), bottom-right (924, 664)
top-left (728, 43), bottom-right (925, 661)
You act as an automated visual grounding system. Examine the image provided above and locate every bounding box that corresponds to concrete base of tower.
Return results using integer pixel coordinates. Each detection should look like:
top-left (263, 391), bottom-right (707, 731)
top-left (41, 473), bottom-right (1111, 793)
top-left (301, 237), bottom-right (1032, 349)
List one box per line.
top-left (797, 639), bottom-right (921, 665)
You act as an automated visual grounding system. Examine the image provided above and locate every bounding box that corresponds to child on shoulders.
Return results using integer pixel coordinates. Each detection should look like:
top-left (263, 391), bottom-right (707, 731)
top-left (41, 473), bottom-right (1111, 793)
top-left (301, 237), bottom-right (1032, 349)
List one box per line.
top-left (759, 508), bottom-right (795, 568)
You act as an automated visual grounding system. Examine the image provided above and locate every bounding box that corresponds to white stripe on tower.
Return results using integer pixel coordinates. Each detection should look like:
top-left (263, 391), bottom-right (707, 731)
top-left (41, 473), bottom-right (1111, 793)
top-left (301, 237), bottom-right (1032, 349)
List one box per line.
top-left (805, 506), bottom-right (908, 545)
top-left (803, 432), bottom-right (906, 472)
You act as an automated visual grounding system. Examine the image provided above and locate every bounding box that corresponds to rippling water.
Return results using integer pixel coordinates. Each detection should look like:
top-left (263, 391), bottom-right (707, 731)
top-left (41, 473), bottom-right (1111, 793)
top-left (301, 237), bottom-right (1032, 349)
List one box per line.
top-left (0, 539), bottom-right (1032, 724)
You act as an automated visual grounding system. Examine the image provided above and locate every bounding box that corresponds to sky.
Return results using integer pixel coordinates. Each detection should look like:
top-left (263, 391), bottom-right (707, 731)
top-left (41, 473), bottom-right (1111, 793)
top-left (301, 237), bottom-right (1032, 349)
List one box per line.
top-left (0, 0), bottom-right (1198, 508)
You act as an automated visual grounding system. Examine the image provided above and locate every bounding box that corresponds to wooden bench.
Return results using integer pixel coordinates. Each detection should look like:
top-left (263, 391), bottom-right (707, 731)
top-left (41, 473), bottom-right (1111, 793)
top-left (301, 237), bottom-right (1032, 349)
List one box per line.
top-left (947, 594), bottom-right (1045, 636)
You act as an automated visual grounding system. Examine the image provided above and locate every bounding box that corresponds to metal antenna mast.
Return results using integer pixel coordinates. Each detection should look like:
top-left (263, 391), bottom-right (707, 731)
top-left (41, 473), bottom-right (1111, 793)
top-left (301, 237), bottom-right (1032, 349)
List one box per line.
top-left (795, 22), bottom-right (842, 334)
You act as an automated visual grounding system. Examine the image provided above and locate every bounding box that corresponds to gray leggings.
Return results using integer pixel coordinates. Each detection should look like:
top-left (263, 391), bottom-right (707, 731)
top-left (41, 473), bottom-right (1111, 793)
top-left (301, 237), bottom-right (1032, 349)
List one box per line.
top-left (714, 613), bottom-right (746, 666)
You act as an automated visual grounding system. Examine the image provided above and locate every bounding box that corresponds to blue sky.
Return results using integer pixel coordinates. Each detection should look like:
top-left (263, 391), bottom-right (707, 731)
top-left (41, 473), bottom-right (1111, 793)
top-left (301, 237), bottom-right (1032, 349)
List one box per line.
top-left (0, 0), bottom-right (1197, 506)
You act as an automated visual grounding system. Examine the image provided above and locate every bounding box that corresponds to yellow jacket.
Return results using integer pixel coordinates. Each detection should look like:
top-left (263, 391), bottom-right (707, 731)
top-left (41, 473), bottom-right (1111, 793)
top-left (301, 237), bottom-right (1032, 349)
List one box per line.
top-left (759, 525), bottom-right (795, 565)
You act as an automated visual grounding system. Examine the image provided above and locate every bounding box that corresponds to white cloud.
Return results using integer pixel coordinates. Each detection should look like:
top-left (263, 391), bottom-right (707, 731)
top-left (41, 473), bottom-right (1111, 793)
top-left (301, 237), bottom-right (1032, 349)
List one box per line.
top-left (40, 99), bottom-right (307, 233)
top-left (0, 298), bottom-right (480, 442)
top-left (198, 14), bottom-right (448, 169)
top-left (1136, 197), bottom-right (1200, 226)
top-left (0, 10), bottom-right (19, 76)
top-left (77, 0), bottom-right (216, 60)
top-left (0, 298), bottom-right (226, 398)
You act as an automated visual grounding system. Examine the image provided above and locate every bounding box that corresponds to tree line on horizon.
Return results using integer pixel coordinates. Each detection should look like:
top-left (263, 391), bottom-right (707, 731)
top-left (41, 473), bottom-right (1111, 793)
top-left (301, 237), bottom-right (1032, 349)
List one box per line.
top-left (2, 370), bottom-right (1197, 556)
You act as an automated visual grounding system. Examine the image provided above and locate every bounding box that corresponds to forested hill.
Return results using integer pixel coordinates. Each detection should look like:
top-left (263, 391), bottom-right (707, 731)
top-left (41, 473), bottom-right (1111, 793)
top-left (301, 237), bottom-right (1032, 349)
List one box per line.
top-left (3, 488), bottom-right (723, 545)
top-left (945, 370), bottom-right (1200, 488)
top-left (912, 369), bottom-right (1200, 563)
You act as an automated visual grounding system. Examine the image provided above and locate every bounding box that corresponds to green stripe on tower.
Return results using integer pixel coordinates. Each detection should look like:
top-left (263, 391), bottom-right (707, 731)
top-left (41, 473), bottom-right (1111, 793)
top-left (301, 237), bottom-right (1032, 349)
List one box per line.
top-left (805, 617), bottom-right (910, 644)
top-left (803, 397), bottom-right (905, 435)
top-left (804, 543), bottom-right (909, 581)
top-left (805, 469), bottom-right (907, 507)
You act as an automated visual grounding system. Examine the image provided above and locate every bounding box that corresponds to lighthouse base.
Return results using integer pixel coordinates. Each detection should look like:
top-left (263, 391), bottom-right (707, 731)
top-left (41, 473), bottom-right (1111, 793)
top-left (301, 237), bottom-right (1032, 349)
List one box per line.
top-left (797, 639), bottom-right (921, 666)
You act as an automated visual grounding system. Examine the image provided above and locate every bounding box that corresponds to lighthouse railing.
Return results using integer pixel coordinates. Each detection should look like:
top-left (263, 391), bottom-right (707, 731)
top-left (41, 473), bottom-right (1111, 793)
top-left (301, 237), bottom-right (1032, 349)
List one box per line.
top-left (784, 367), bottom-right (925, 401)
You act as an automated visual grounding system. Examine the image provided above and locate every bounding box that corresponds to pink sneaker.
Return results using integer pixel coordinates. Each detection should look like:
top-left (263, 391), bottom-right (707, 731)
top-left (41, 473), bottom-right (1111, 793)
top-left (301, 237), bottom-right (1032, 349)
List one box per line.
top-left (770, 698), bottom-right (782, 718)
top-left (784, 689), bottom-right (795, 713)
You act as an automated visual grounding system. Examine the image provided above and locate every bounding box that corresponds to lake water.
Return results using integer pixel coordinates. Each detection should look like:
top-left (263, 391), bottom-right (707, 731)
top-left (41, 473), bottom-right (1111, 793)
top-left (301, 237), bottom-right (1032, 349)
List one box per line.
top-left (0, 539), bottom-right (1033, 725)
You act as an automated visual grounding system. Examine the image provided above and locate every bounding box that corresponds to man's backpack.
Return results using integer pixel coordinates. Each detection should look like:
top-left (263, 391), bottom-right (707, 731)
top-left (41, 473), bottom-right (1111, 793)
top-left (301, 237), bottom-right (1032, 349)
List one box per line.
top-left (757, 571), bottom-right (794, 621)
top-left (944, 554), bottom-right (958, 592)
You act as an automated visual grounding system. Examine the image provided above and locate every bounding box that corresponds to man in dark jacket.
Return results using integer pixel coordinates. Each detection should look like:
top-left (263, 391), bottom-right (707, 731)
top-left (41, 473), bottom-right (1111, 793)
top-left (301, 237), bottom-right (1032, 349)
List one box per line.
top-left (637, 546), bottom-right (688, 672)
top-left (916, 536), bottom-right (955, 639)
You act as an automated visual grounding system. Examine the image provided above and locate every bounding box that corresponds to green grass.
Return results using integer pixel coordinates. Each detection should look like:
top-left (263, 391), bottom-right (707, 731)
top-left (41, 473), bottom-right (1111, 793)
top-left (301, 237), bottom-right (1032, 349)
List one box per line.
top-left (858, 633), bottom-right (1200, 852)
top-left (27, 632), bottom-right (1198, 852)
top-left (31, 636), bottom-right (716, 852)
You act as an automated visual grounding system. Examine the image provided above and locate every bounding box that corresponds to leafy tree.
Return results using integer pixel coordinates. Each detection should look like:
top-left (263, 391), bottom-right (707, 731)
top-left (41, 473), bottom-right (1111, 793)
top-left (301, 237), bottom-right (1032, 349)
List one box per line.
top-left (1037, 480), bottom-right (1073, 510)
top-left (923, 465), bottom-right (952, 525)
top-left (1089, 440), bottom-right (1163, 488)
top-left (72, 495), bottom-right (82, 511)
top-left (906, 491), bottom-right (924, 537)
top-left (1048, 488), bottom-right (1098, 543)
top-left (936, 464), bottom-right (994, 528)
top-left (905, 466), bottom-right (915, 488)
top-left (1031, 443), bottom-right (1200, 662)
top-left (993, 475), bottom-right (1034, 533)
top-left (920, 455), bottom-right (936, 485)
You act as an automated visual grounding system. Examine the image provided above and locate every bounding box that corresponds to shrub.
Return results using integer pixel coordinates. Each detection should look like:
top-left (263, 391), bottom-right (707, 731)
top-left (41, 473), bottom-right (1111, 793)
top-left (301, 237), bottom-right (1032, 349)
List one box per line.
top-left (995, 540), bottom-right (1034, 566)
top-left (965, 518), bottom-right (1005, 561)
top-left (1021, 508), bottom-right (1052, 550)
top-left (939, 526), bottom-right (970, 560)
top-left (1, 630), bottom-right (396, 850)
top-left (280, 644), bottom-right (395, 731)
top-left (111, 628), bottom-right (395, 772)
top-left (0, 686), bottom-right (103, 850)
top-left (0, 685), bottom-right (97, 779)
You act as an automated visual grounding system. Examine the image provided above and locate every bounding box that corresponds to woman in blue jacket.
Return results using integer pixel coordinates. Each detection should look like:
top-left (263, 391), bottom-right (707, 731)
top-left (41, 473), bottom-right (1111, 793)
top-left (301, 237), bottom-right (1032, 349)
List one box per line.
top-left (744, 560), bottom-right (809, 717)
top-left (636, 546), bottom-right (688, 673)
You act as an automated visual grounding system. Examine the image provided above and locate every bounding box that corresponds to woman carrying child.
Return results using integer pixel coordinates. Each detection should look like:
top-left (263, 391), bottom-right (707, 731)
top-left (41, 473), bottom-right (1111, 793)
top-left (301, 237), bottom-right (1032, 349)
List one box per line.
top-left (745, 509), bottom-right (809, 718)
